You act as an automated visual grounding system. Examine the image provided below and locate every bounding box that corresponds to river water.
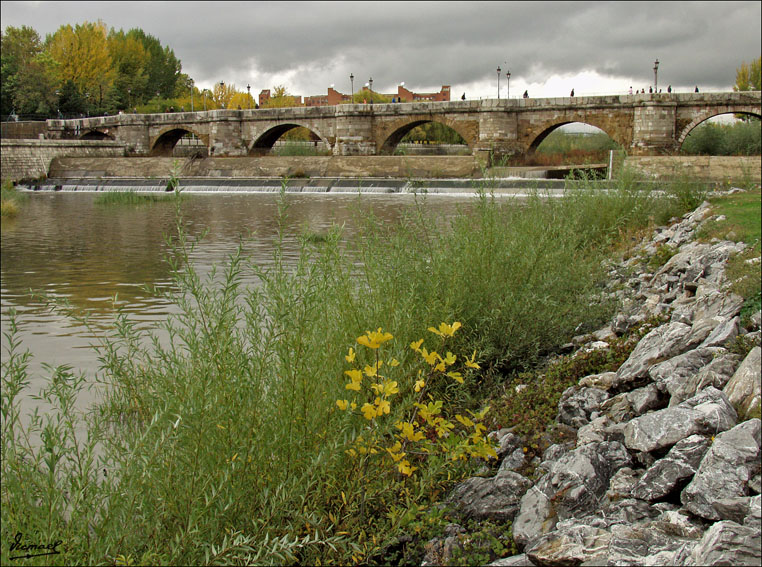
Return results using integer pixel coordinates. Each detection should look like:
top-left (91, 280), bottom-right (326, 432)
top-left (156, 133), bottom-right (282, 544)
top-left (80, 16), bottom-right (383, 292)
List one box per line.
top-left (1, 190), bottom-right (492, 417)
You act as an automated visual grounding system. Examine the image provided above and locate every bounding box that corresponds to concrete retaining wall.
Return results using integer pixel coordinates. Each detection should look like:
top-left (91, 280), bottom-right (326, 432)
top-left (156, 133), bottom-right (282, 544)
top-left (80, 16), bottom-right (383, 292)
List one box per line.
top-left (1, 139), bottom-right (126, 182)
top-left (624, 156), bottom-right (761, 183)
top-left (47, 155), bottom-right (480, 179)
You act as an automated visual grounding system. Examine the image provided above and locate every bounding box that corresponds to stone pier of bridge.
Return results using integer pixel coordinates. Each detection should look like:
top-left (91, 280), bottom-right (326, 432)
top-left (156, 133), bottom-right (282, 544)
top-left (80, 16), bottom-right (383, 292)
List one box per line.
top-left (44, 92), bottom-right (761, 163)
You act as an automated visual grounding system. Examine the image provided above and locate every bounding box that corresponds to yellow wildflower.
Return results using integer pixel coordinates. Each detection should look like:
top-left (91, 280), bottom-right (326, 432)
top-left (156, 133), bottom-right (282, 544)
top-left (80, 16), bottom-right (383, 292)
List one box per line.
top-left (345, 347), bottom-right (356, 363)
top-left (336, 399), bottom-right (349, 410)
top-left (465, 350), bottom-right (480, 369)
top-left (456, 414), bottom-right (474, 428)
top-left (375, 397), bottom-right (391, 416)
top-left (361, 403), bottom-right (377, 420)
top-left (410, 339), bottom-right (424, 352)
top-left (398, 459), bottom-right (418, 476)
top-left (381, 380), bottom-right (399, 396)
top-left (397, 422), bottom-right (425, 442)
top-left (421, 347), bottom-right (439, 367)
top-left (345, 369), bottom-right (362, 391)
top-left (428, 321), bottom-right (462, 337)
top-left (414, 378), bottom-right (425, 392)
top-left (447, 371), bottom-right (464, 384)
top-left (357, 328), bottom-right (393, 349)
top-left (363, 360), bottom-right (384, 377)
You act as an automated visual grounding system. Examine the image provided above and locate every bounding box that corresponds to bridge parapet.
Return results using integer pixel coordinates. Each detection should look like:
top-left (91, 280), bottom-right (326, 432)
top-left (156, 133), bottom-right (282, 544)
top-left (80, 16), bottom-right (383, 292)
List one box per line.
top-left (44, 92), bottom-right (760, 159)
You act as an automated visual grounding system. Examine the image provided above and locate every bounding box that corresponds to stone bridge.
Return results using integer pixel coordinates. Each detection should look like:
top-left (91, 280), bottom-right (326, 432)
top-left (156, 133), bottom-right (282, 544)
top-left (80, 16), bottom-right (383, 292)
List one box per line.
top-left (45, 92), bottom-right (761, 161)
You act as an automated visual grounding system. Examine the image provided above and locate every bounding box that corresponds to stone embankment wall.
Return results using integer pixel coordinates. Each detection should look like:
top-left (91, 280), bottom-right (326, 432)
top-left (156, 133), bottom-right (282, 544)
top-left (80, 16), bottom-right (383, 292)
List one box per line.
top-left (624, 156), bottom-right (762, 183)
top-left (424, 194), bottom-right (762, 566)
top-left (46, 155), bottom-right (480, 179)
top-left (1, 140), bottom-right (125, 183)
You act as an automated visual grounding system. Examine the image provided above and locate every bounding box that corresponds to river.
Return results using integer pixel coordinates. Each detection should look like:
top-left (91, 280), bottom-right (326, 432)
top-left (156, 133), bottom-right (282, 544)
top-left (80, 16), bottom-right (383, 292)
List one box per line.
top-left (1, 189), bottom-right (492, 418)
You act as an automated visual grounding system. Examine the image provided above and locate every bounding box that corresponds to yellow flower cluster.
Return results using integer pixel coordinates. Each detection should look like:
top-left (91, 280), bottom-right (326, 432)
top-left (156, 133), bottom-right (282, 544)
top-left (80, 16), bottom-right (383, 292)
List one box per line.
top-left (336, 322), bottom-right (497, 477)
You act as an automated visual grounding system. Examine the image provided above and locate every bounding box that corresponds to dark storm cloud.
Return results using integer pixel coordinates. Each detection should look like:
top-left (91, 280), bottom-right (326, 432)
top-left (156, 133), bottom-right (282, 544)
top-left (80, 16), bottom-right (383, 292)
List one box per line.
top-left (2, 1), bottom-right (759, 96)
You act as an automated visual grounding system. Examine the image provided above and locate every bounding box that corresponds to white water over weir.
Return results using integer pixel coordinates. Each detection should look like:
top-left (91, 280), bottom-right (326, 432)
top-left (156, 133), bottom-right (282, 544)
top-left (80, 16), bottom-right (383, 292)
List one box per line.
top-left (27, 177), bottom-right (577, 195)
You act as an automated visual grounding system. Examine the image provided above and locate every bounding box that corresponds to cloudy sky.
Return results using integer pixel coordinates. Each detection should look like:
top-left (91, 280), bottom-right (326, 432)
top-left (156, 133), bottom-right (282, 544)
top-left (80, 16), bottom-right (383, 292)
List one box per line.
top-left (2, 1), bottom-right (760, 100)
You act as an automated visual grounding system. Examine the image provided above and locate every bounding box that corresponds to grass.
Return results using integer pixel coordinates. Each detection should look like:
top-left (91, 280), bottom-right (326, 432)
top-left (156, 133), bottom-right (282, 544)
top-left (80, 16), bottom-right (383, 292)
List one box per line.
top-left (1, 180), bottom-right (28, 217)
top-left (1, 171), bottom-right (713, 565)
top-left (93, 190), bottom-right (184, 205)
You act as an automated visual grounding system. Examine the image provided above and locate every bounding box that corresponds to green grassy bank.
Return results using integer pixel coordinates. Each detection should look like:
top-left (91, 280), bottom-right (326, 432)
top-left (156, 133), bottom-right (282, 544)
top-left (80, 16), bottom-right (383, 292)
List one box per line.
top-left (2, 171), bottom-right (757, 565)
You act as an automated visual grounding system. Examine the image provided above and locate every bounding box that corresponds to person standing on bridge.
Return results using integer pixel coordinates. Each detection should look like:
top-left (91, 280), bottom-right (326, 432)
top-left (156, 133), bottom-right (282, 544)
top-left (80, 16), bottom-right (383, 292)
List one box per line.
top-left (695, 86), bottom-right (699, 92)
top-left (629, 86), bottom-right (633, 94)
top-left (570, 88), bottom-right (574, 97)
top-left (461, 93), bottom-right (466, 100)
top-left (523, 90), bottom-right (529, 98)
top-left (667, 85), bottom-right (672, 93)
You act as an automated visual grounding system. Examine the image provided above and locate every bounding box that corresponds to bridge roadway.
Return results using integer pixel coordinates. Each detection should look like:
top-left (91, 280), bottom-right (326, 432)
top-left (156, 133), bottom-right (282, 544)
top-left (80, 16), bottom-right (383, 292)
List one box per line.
top-left (46, 91), bottom-right (761, 161)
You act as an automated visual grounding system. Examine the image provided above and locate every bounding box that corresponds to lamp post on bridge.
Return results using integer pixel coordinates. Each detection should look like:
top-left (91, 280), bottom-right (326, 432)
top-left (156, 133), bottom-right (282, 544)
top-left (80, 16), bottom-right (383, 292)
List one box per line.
top-left (497, 66), bottom-right (501, 99)
top-left (202, 89), bottom-right (208, 111)
top-left (369, 77), bottom-right (373, 105)
top-left (247, 84), bottom-right (251, 109)
top-left (506, 69), bottom-right (511, 99)
top-left (219, 81), bottom-right (225, 109)
top-left (653, 59), bottom-right (659, 93)
top-left (350, 73), bottom-right (354, 103)
top-left (190, 79), bottom-right (194, 112)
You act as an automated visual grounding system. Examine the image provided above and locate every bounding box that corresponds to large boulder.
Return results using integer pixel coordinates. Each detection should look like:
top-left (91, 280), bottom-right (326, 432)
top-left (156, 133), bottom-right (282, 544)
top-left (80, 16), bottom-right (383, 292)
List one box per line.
top-left (448, 469), bottom-right (532, 522)
top-left (724, 347), bottom-right (761, 420)
top-left (512, 441), bottom-right (630, 547)
top-left (614, 322), bottom-right (692, 389)
top-left (688, 520), bottom-right (762, 566)
top-left (623, 387), bottom-right (737, 453)
top-left (681, 419), bottom-right (761, 520)
top-left (631, 435), bottom-right (711, 501)
top-left (556, 386), bottom-right (609, 428)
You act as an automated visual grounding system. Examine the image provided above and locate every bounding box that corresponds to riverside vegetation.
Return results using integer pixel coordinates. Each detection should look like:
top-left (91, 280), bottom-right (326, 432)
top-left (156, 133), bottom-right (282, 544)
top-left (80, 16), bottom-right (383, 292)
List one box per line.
top-left (2, 170), bottom-right (759, 565)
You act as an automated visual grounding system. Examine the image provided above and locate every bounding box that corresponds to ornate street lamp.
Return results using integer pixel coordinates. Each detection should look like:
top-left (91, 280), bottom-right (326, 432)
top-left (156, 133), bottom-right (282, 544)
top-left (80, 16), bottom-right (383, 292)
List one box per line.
top-left (247, 83), bottom-right (251, 109)
top-left (350, 73), bottom-right (354, 102)
top-left (190, 80), bottom-right (194, 112)
top-left (506, 70), bottom-right (511, 99)
top-left (653, 59), bottom-right (659, 93)
top-left (369, 77), bottom-right (373, 105)
top-left (203, 88), bottom-right (208, 111)
top-left (497, 66), bottom-right (501, 99)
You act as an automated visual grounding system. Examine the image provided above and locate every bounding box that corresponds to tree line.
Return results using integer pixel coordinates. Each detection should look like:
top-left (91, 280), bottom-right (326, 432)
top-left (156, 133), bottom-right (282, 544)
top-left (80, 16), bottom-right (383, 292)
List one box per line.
top-left (1, 22), bottom-right (186, 119)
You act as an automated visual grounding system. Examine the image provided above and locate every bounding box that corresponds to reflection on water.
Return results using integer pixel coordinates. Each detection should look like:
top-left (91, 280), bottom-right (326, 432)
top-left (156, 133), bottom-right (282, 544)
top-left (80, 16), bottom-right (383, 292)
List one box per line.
top-left (1, 191), bottom-right (480, 415)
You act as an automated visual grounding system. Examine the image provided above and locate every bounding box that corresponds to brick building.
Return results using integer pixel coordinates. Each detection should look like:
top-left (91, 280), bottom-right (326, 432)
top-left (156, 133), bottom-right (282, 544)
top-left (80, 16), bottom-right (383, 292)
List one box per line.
top-left (261, 85), bottom-right (450, 108)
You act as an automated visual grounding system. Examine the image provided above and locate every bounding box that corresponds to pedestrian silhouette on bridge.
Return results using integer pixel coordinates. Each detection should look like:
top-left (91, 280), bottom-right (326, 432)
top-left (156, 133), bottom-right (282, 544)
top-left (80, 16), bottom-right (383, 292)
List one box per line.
top-left (629, 86), bottom-right (633, 94)
top-left (667, 85), bottom-right (672, 93)
top-left (523, 90), bottom-right (529, 98)
top-left (649, 86), bottom-right (653, 93)
top-left (695, 86), bottom-right (699, 92)
top-left (461, 93), bottom-right (466, 100)
top-left (570, 88), bottom-right (574, 97)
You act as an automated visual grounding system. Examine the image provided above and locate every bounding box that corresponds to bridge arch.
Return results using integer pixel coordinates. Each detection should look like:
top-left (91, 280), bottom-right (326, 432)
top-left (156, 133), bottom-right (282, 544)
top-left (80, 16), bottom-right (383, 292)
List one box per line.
top-left (677, 106), bottom-right (762, 146)
top-left (248, 123), bottom-right (331, 156)
top-left (80, 129), bottom-right (114, 141)
top-left (377, 117), bottom-right (475, 155)
top-left (150, 126), bottom-right (208, 156)
top-left (526, 120), bottom-right (626, 154)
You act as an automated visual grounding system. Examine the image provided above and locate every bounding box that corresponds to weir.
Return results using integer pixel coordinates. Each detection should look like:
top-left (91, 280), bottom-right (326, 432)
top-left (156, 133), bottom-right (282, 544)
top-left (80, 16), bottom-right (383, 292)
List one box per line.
top-left (25, 176), bottom-right (577, 195)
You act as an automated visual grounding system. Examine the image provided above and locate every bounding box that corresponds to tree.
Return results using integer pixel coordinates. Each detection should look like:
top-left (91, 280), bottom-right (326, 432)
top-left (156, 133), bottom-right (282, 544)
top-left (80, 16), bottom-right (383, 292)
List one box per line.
top-left (734, 57), bottom-right (761, 91)
top-left (125, 29), bottom-right (181, 99)
top-left (12, 52), bottom-right (58, 116)
top-left (108, 29), bottom-right (149, 110)
top-left (1, 25), bottom-right (44, 116)
top-left (47, 21), bottom-right (116, 112)
top-left (262, 85), bottom-right (301, 108)
top-left (57, 79), bottom-right (85, 115)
